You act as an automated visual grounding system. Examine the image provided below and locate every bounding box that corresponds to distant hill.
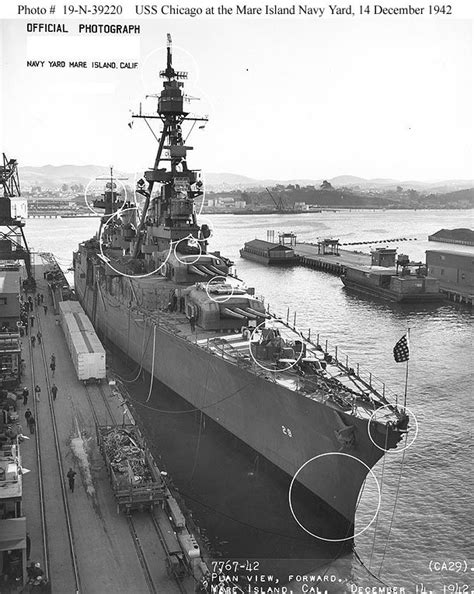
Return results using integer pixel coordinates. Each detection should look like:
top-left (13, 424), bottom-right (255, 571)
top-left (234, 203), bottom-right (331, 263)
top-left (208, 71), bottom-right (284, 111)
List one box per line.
top-left (209, 185), bottom-right (474, 210)
top-left (19, 165), bottom-right (132, 189)
top-left (18, 164), bottom-right (474, 197)
top-left (204, 172), bottom-right (258, 186)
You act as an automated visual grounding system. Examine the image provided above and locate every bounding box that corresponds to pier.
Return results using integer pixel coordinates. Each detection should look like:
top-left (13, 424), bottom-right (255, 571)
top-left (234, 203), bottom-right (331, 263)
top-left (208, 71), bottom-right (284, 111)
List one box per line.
top-left (1, 255), bottom-right (206, 593)
top-left (294, 241), bottom-right (371, 275)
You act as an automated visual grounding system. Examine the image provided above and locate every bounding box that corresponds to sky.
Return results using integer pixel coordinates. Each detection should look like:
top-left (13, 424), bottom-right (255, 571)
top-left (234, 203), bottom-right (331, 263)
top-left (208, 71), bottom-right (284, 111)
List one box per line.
top-left (0, 10), bottom-right (473, 181)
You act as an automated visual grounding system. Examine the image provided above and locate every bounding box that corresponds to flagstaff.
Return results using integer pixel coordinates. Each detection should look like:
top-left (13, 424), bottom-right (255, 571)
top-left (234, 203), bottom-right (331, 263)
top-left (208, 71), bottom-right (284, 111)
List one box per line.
top-left (393, 329), bottom-right (410, 408)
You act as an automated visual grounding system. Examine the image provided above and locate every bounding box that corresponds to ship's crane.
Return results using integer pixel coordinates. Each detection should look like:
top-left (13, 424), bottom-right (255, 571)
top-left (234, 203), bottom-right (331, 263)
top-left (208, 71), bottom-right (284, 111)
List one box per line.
top-left (0, 153), bottom-right (35, 289)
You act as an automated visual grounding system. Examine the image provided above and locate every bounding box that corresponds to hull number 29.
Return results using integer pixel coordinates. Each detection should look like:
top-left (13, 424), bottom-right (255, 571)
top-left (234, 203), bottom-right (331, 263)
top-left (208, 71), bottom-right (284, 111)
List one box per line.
top-left (282, 425), bottom-right (293, 438)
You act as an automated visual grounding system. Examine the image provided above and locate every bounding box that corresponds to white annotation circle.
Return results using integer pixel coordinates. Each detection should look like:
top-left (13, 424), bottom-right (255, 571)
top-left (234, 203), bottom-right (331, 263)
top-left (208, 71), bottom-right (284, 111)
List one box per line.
top-left (249, 319), bottom-right (303, 373)
top-left (205, 276), bottom-right (235, 304)
top-left (367, 404), bottom-right (418, 454)
top-left (288, 452), bottom-right (381, 543)
top-left (99, 206), bottom-right (172, 279)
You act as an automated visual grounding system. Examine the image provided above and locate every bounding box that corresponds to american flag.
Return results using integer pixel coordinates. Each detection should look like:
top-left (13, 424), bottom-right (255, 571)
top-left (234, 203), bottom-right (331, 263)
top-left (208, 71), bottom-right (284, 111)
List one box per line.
top-left (393, 334), bottom-right (409, 363)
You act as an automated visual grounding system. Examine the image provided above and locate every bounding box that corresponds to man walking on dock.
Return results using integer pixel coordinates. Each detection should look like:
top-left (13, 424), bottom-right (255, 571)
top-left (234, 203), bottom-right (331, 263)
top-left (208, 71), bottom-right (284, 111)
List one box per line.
top-left (37, 331), bottom-right (42, 345)
top-left (43, 305), bottom-right (48, 315)
top-left (67, 468), bottom-right (77, 492)
top-left (30, 335), bottom-right (36, 348)
top-left (24, 408), bottom-right (32, 424)
top-left (30, 314), bottom-right (35, 328)
top-left (35, 385), bottom-right (41, 402)
top-left (51, 384), bottom-right (58, 401)
top-left (22, 387), bottom-right (29, 406)
top-left (28, 415), bottom-right (36, 434)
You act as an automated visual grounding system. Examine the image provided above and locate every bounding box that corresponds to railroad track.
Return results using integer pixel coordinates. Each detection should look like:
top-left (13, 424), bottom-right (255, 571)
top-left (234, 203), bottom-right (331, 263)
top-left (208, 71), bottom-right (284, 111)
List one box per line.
top-left (29, 312), bottom-right (81, 593)
top-left (27, 334), bottom-right (49, 580)
top-left (84, 383), bottom-right (187, 594)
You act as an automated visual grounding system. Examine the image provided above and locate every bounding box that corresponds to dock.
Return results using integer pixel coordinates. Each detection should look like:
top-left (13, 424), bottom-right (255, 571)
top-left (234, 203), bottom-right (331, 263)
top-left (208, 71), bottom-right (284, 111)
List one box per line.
top-left (1, 255), bottom-right (206, 593)
top-left (294, 241), bottom-right (371, 275)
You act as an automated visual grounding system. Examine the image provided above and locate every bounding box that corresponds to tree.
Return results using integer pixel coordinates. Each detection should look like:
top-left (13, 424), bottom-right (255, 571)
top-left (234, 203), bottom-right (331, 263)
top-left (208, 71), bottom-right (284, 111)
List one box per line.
top-left (320, 180), bottom-right (334, 190)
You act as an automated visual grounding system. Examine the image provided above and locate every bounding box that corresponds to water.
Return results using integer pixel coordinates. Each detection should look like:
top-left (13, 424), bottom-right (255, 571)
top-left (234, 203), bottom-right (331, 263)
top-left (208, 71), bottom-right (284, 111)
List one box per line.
top-left (26, 209), bottom-right (473, 590)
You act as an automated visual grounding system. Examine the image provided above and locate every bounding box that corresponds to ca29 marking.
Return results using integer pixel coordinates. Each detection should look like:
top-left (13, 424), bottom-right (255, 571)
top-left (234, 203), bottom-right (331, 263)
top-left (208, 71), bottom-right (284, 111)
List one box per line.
top-left (282, 425), bottom-right (293, 438)
top-left (429, 560), bottom-right (468, 572)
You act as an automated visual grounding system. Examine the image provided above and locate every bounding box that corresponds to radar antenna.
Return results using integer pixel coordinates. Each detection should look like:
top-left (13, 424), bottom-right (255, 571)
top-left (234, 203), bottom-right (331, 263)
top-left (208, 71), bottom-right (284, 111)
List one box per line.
top-left (160, 34), bottom-right (188, 81)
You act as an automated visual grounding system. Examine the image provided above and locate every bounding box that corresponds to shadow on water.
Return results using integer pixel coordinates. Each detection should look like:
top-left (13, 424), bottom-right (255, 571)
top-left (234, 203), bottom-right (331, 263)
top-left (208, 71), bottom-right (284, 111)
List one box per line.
top-left (108, 347), bottom-right (353, 583)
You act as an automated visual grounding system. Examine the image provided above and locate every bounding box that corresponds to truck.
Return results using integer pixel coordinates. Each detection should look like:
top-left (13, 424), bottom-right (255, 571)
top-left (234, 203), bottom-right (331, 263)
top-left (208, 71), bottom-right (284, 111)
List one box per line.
top-left (96, 424), bottom-right (165, 513)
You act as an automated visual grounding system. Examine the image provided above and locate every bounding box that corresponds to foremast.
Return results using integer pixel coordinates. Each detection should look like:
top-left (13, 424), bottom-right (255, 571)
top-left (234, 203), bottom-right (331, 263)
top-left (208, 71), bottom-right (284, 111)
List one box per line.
top-left (131, 33), bottom-right (208, 262)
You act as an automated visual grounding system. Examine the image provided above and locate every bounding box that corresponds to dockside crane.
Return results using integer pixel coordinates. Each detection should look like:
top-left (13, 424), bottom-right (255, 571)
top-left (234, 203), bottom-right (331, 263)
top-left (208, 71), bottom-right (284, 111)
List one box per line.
top-left (265, 187), bottom-right (288, 212)
top-left (0, 153), bottom-right (36, 290)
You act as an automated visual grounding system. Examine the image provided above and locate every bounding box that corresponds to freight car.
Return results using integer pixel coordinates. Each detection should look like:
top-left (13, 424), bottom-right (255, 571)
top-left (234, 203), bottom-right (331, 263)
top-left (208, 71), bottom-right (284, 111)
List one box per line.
top-left (58, 300), bottom-right (106, 382)
top-left (97, 424), bottom-right (165, 513)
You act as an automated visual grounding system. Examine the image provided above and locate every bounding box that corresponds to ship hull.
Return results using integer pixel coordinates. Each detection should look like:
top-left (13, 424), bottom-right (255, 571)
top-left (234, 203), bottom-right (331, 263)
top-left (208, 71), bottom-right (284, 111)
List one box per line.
top-left (74, 257), bottom-right (390, 535)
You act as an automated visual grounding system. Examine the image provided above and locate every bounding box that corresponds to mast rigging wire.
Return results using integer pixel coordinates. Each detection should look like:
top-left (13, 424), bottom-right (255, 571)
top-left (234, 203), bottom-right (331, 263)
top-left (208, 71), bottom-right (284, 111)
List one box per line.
top-left (143, 117), bottom-right (160, 143)
top-left (368, 425), bottom-right (390, 569)
top-left (378, 441), bottom-right (408, 575)
top-left (145, 323), bottom-right (157, 402)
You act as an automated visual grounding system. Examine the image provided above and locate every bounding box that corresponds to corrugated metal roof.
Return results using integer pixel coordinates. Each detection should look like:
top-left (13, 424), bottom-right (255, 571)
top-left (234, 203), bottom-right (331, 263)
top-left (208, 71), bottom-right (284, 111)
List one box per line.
top-left (243, 239), bottom-right (292, 251)
top-left (429, 228), bottom-right (474, 242)
top-left (426, 250), bottom-right (474, 259)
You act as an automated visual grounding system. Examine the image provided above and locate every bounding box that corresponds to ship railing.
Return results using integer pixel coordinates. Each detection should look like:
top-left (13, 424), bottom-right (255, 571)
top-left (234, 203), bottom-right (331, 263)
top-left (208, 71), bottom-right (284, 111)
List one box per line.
top-left (202, 336), bottom-right (277, 381)
top-left (135, 302), bottom-right (400, 405)
top-left (264, 305), bottom-right (401, 407)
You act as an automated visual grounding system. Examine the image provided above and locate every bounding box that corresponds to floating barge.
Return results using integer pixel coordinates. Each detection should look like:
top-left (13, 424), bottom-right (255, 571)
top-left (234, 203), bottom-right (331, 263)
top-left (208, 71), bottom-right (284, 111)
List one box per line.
top-left (240, 234), bottom-right (299, 265)
top-left (428, 228), bottom-right (474, 246)
top-left (341, 249), bottom-right (441, 302)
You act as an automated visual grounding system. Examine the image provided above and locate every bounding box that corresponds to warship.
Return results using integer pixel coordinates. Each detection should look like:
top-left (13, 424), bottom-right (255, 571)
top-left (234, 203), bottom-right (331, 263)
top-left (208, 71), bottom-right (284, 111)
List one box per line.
top-left (73, 35), bottom-right (409, 540)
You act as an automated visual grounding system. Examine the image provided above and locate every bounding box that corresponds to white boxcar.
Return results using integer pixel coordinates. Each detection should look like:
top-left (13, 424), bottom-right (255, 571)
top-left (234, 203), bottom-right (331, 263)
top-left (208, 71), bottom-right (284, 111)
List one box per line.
top-left (59, 300), bottom-right (106, 382)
